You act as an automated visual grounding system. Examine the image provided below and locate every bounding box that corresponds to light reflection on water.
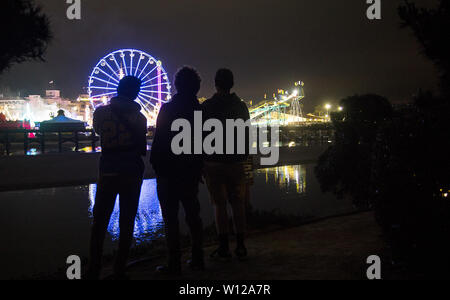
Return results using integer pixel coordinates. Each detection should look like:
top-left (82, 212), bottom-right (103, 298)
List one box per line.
top-left (0, 163), bottom-right (355, 279)
top-left (86, 165), bottom-right (308, 244)
top-left (88, 179), bottom-right (164, 245)
top-left (258, 164), bottom-right (307, 194)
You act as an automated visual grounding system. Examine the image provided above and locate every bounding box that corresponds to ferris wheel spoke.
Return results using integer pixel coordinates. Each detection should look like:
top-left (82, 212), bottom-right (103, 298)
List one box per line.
top-left (141, 81), bottom-right (170, 89)
top-left (140, 92), bottom-right (169, 103)
top-left (134, 56), bottom-right (144, 77)
top-left (130, 52), bottom-right (134, 76)
top-left (111, 55), bottom-right (121, 72)
top-left (89, 86), bottom-right (117, 90)
top-left (121, 53), bottom-right (129, 76)
top-left (137, 95), bottom-right (157, 108)
top-left (140, 65), bottom-right (158, 82)
top-left (141, 89), bottom-right (171, 95)
top-left (90, 76), bottom-right (118, 87)
top-left (137, 60), bottom-right (151, 78)
top-left (103, 60), bottom-right (120, 79)
top-left (137, 103), bottom-right (153, 118)
top-left (137, 99), bottom-right (156, 116)
top-left (141, 90), bottom-right (171, 95)
top-left (98, 68), bottom-right (120, 83)
top-left (142, 73), bottom-right (165, 85)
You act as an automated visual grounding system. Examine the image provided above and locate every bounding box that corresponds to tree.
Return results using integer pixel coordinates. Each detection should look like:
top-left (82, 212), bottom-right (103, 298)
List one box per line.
top-left (399, 0), bottom-right (450, 97)
top-left (0, 0), bottom-right (52, 75)
top-left (315, 1), bottom-right (450, 277)
top-left (315, 94), bottom-right (392, 208)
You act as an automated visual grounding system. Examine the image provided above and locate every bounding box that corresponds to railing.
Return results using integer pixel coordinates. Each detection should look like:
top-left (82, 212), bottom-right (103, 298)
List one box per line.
top-left (0, 129), bottom-right (98, 155)
top-left (0, 125), bottom-right (333, 156)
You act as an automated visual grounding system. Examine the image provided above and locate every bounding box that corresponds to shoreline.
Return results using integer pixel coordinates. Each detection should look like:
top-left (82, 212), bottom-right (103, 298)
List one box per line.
top-left (103, 211), bottom-right (387, 280)
top-left (0, 145), bottom-right (328, 192)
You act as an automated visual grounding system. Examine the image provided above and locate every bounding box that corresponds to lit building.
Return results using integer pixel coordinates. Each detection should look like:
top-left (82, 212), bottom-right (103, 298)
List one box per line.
top-left (0, 90), bottom-right (92, 128)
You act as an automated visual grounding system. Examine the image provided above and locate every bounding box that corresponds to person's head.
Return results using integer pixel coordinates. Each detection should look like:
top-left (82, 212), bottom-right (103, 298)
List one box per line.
top-left (215, 68), bottom-right (234, 93)
top-left (174, 66), bottom-right (201, 96)
top-left (117, 76), bottom-right (142, 100)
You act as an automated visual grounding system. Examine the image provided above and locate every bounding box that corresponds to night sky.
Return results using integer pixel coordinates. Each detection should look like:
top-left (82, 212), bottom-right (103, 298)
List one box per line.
top-left (0, 0), bottom-right (439, 111)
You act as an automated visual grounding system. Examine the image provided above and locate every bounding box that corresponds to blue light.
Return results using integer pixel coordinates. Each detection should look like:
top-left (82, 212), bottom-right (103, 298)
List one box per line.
top-left (88, 179), bottom-right (164, 244)
top-left (140, 65), bottom-right (158, 82)
top-left (88, 49), bottom-right (172, 123)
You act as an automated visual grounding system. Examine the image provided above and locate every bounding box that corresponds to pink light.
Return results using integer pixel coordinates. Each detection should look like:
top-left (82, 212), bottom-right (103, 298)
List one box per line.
top-left (157, 67), bottom-right (162, 102)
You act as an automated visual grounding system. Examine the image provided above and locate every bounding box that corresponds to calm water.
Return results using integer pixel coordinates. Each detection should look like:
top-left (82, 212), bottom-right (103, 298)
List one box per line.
top-left (0, 163), bottom-right (353, 279)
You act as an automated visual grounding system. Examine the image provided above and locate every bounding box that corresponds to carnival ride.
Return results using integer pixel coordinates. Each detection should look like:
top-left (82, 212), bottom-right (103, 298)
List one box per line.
top-left (249, 81), bottom-right (306, 125)
top-left (88, 49), bottom-right (171, 126)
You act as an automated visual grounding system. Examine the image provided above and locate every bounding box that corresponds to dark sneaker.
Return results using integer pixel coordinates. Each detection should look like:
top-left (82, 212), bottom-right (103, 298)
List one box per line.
top-left (235, 246), bottom-right (248, 261)
top-left (210, 247), bottom-right (232, 262)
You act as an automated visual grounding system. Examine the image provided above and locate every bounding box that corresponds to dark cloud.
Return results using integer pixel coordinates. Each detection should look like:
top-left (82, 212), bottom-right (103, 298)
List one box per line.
top-left (0, 0), bottom-right (439, 111)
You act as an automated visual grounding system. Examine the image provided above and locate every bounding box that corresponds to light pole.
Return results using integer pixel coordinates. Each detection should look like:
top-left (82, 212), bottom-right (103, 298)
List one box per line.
top-left (325, 104), bottom-right (331, 119)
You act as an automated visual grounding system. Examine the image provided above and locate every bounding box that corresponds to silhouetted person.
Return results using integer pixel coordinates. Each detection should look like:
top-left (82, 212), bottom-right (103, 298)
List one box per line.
top-left (150, 67), bottom-right (204, 274)
top-left (88, 76), bottom-right (147, 280)
top-left (202, 69), bottom-right (250, 260)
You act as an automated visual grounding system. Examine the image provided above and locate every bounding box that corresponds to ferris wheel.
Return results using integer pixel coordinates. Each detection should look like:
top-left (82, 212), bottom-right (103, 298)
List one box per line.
top-left (88, 49), bottom-right (171, 123)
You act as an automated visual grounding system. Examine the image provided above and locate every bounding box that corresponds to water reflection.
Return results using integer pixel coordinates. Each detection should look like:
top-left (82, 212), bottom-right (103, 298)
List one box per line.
top-left (258, 164), bottom-right (306, 194)
top-left (0, 163), bottom-right (357, 279)
top-left (88, 179), bottom-right (164, 244)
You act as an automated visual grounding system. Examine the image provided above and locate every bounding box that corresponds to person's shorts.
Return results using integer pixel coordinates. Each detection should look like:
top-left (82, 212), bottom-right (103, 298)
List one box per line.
top-left (204, 161), bottom-right (247, 205)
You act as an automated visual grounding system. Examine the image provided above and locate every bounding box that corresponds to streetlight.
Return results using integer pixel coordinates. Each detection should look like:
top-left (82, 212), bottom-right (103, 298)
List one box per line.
top-left (325, 104), bottom-right (331, 118)
top-left (338, 106), bottom-right (343, 112)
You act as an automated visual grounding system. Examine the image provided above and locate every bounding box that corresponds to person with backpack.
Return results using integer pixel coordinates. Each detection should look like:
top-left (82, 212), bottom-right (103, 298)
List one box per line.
top-left (87, 76), bottom-right (147, 280)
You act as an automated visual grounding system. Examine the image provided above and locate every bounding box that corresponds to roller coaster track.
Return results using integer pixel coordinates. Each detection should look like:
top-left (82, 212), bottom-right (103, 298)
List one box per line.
top-left (249, 84), bottom-right (305, 123)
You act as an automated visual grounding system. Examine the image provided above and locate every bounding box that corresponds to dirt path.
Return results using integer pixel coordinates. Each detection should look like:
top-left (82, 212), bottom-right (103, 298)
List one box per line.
top-left (120, 212), bottom-right (385, 280)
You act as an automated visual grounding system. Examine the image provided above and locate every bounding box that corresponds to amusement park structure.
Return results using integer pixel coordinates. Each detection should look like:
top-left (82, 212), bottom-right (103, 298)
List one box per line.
top-left (249, 81), bottom-right (307, 125)
top-left (88, 49), bottom-right (171, 126)
top-left (87, 49), bottom-right (314, 126)
top-left (1, 45), bottom-right (325, 129)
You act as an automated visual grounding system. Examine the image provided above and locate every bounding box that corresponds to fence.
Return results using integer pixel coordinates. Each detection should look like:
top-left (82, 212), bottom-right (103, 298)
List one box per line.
top-left (0, 129), bottom-right (98, 155)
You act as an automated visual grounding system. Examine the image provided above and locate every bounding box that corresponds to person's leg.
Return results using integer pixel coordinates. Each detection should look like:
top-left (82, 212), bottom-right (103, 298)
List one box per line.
top-left (180, 180), bottom-right (204, 267)
top-left (88, 176), bottom-right (119, 279)
top-left (114, 175), bottom-right (142, 276)
top-left (157, 176), bottom-right (181, 271)
top-left (208, 181), bottom-right (232, 256)
top-left (204, 163), bottom-right (232, 258)
top-left (228, 182), bottom-right (248, 257)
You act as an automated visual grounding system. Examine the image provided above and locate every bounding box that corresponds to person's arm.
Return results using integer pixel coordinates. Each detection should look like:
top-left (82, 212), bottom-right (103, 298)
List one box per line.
top-left (241, 102), bottom-right (251, 157)
top-left (93, 109), bottom-right (101, 134)
top-left (139, 114), bottom-right (148, 156)
top-left (242, 102), bottom-right (250, 121)
top-left (149, 105), bottom-right (168, 168)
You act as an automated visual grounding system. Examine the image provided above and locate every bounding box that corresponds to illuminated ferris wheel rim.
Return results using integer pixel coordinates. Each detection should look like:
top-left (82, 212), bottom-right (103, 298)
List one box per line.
top-left (87, 48), bottom-right (172, 113)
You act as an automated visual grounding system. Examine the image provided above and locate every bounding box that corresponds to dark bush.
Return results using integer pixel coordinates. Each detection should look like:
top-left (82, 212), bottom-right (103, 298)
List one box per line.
top-left (315, 94), bottom-right (392, 208)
